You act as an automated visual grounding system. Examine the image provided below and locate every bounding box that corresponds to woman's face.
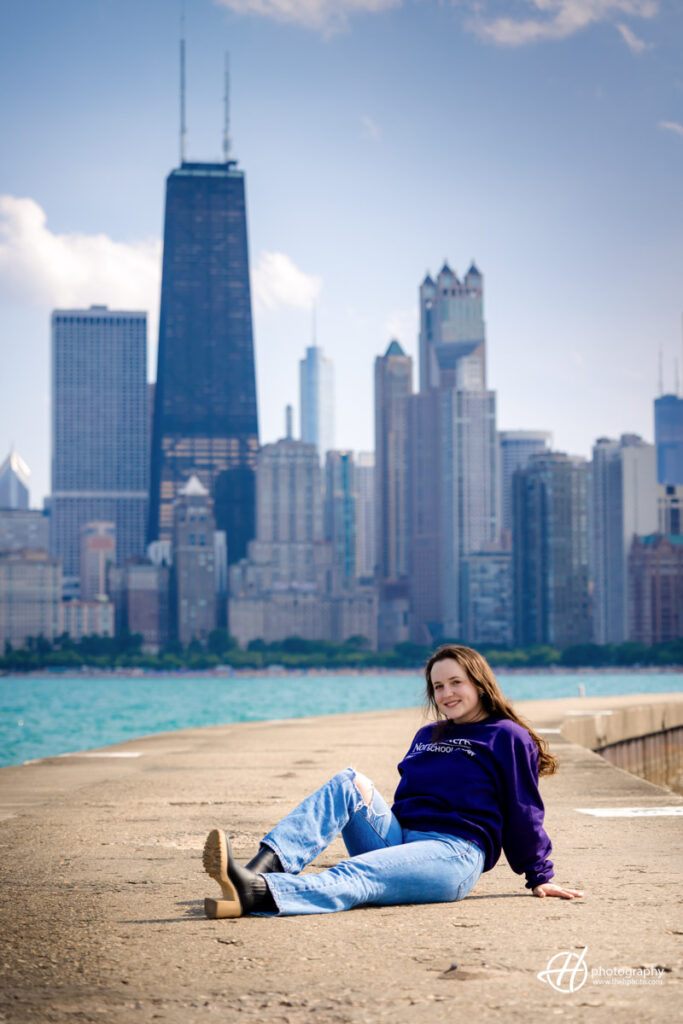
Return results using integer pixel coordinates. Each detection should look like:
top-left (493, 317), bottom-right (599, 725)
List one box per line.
top-left (430, 657), bottom-right (488, 724)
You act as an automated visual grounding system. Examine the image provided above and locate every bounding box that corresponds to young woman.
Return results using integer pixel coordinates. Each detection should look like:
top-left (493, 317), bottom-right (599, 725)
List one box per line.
top-left (202, 644), bottom-right (584, 918)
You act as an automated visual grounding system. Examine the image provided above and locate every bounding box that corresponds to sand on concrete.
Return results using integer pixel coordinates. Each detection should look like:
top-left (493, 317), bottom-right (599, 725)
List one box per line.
top-left (0, 692), bottom-right (681, 1024)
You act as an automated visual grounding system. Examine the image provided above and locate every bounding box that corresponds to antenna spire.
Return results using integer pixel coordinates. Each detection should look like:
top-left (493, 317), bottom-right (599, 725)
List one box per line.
top-left (312, 302), bottom-right (317, 347)
top-left (658, 346), bottom-right (663, 396)
top-left (223, 52), bottom-right (231, 162)
top-left (180, 6), bottom-right (187, 164)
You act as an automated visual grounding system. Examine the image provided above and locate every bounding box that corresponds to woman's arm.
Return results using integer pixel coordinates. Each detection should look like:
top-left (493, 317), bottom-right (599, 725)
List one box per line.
top-left (499, 732), bottom-right (554, 889)
top-left (500, 730), bottom-right (584, 898)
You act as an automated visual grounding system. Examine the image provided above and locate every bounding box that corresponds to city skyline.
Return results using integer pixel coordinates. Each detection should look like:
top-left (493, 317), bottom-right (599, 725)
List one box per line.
top-left (1, 0), bottom-right (682, 507)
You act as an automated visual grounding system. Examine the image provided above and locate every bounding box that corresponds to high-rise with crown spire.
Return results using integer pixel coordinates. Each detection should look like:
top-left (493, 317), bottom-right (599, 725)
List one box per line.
top-left (148, 44), bottom-right (259, 563)
top-left (403, 261), bottom-right (498, 642)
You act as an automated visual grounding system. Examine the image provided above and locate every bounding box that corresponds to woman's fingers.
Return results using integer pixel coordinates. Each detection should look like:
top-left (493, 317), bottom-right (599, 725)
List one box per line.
top-left (533, 883), bottom-right (585, 899)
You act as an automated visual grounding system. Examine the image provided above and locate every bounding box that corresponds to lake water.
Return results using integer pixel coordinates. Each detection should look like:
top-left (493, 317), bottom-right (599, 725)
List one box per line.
top-left (0, 669), bottom-right (681, 768)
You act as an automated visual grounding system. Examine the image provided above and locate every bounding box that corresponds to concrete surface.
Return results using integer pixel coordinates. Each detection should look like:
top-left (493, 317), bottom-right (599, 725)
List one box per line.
top-left (0, 692), bottom-right (682, 1023)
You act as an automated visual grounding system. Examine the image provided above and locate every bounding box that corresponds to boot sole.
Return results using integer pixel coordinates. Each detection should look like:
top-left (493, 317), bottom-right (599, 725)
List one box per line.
top-left (202, 828), bottom-right (243, 918)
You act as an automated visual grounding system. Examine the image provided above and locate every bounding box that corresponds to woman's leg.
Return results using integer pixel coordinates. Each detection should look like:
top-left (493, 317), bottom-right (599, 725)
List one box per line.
top-left (259, 767), bottom-right (403, 873)
top-left (263, 833), bottom-right (484, 916)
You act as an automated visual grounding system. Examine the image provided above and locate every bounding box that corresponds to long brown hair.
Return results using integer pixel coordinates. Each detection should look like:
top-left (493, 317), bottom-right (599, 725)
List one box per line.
top-left (424, 644), bottom-right (558, 777)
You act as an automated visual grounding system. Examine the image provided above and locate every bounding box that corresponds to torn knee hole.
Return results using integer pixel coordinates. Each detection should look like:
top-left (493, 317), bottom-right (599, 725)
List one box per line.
top-left (352, 770), bottom-right (374, 808)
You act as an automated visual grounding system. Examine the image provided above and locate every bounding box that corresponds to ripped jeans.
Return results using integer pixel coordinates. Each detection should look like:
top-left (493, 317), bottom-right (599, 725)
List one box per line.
top-left (258, 767), bottom-right (485, 916)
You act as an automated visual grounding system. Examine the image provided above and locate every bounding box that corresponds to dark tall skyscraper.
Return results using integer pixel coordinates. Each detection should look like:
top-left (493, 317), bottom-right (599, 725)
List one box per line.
top-left (148, 160), bottom-right (259, 562)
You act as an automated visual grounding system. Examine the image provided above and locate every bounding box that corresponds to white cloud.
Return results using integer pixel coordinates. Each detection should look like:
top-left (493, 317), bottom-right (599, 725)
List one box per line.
top-left (361, 115), bottom-right (381, 140)
top-left (383, 307), bottom-right (418, 352)
top-left (659, 120), bottom-right (683, 138)
top-left (0, 195), bottom-right (161, 338)
top-left (252, 251), bottom-right (322, 312)
top-left (213, 0), bottom-right (401, 33)
top-left (615, 21), bottom-right (651, 51)
top-left (468, 0), bottom-right (658, 47)
top-left (0, 198), bottom-right (323, 353)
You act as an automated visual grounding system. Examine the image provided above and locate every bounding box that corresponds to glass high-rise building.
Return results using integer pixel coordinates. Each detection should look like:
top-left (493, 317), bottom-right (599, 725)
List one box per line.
top-left (299, 345), bottom-right (334, 461)
top-left (499, 430), bottom-right (552, 538)
top-left (324, 450), bottom-right (357, 582)
top-left (590, 435), bottom-right (656, 644)
top-left (50, 306), bottom-right (148, 592)
top-left (654, 394), bottom-right (683, 485)
top-left (149, 160), bottom-right (259, 563)
top-left (512, 452), bottom-right (590, 648)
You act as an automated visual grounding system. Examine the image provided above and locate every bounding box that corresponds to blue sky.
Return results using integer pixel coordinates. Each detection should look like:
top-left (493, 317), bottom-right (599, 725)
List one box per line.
top-left (1, 0), bottom-right (681, 506)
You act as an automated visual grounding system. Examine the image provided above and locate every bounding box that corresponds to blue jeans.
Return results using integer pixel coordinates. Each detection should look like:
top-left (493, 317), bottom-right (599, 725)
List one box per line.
top-left (258, 767), bottom-right (485, 916)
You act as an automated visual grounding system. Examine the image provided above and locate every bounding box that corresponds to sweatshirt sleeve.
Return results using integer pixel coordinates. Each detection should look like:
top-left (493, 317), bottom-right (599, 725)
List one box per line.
top-left (499, 731), bottom-right (554, 890)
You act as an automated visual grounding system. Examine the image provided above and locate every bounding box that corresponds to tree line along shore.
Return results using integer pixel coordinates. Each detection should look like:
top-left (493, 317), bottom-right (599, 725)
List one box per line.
top-left (1, 630), bottom-right (682, 673)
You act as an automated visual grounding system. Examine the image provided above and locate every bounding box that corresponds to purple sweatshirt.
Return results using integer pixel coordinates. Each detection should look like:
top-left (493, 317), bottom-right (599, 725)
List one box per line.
top-left (391, 716), bottom-right (554, 890)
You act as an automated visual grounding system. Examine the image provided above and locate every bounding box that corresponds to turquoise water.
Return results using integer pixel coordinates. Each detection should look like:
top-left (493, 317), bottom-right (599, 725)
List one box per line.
top-left (0, 670), bottom-right (681, 768)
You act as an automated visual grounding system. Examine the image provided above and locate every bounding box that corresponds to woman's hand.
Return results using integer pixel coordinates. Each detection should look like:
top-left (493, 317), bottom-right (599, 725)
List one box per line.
top-left (533, 882), bottom-right (584, 899)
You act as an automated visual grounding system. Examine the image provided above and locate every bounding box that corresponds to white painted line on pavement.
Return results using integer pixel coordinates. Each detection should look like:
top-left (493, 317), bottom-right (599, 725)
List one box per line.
top-left (575, 806), bottom-right (683, 817)
top-left (565, 710), bottom-right (615, 716)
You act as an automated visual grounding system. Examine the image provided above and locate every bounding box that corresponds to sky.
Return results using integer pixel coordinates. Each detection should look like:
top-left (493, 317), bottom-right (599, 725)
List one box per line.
top-left (0, 0), bottom-right (681, 507)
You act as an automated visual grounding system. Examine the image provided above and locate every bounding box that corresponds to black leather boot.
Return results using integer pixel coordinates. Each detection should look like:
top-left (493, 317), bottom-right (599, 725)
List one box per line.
top-left (203, 829), bottom-right (278, 919)
top-left (245, 844), bottom-right (284, 874)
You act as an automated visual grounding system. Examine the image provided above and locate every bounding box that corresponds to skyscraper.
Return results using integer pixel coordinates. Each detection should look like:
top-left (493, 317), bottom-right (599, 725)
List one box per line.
top-left (374, 341), bottom-right (412, 584)
top-left (590, 435), bottom-right (657, 644)
top-left (228, 437), bottom-right (327, 642)
top-left (149, 158), bottom-right (259, 563)
top-left (374, 340), bottom-right (413, 647)
top-left (629, 534), bottom-right (683, 643)
top-left (438, 387), bottom-right (498, 638)
top-left (406, 261), bottom-right (498, 642)
top-left (0, 450), bottom-right (30, 510)
top-left (299, 345), bottom-right (334, 461)
top-left (654, 394), bottom-right (683, 485)
top-left (355, 452), bottom-right (375, 580)
top-left (512, 452), bottom-right (590, 648)
top-left (419, 262), bottom-right (485, 392)
top-left (250, 437), bottom-right (324, 588)
top-left (405, 392), bottom-right (442, 643)
top-left (499, 431), bottom-right (552, 540)
top-left (172, 475), bottom-right (216, 646)
top-left (51, 306), bottom-right (148, 593)
top-left (324, 451), bottom-right (357, 583)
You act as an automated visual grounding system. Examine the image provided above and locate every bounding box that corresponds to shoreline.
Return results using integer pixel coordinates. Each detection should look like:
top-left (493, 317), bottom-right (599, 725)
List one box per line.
top-left (1, 663), bottom-right (681, 680)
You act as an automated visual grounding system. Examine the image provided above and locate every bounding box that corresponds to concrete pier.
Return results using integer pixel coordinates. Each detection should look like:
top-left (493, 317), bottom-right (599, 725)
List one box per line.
top-left (0, 691), bottom-right (681, 1023)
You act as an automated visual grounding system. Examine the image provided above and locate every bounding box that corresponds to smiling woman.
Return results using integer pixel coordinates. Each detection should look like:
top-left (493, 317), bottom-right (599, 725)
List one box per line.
top-left (201, 643), bottom-right (584, 918)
